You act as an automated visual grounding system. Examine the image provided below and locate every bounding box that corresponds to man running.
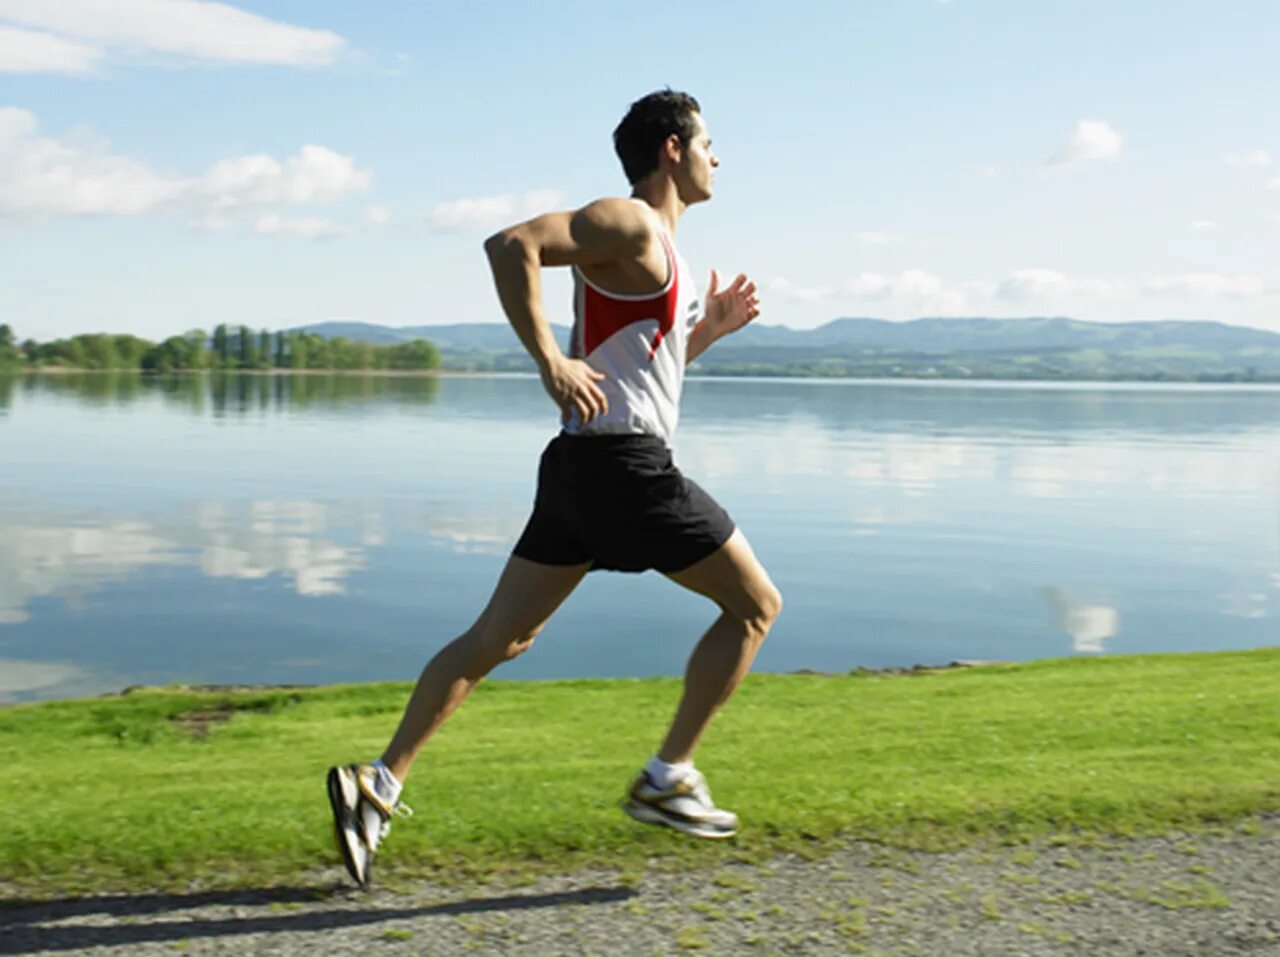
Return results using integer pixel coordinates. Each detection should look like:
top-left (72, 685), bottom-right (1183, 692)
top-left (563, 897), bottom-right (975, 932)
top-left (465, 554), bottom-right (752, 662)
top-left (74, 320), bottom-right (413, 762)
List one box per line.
top-left (328, 89), bottom-right (782, 886)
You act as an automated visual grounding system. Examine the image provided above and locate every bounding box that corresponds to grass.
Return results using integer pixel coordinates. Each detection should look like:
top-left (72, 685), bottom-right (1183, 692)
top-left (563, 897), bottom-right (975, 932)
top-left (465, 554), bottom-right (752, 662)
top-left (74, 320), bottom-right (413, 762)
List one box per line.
top-left (1, 648), bottom-right (1277, 897)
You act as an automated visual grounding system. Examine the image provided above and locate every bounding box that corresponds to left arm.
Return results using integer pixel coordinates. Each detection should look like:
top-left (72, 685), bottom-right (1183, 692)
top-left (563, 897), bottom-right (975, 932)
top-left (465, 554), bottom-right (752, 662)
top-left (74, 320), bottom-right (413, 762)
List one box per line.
top-left (686, 269), bottom-right (761, 364)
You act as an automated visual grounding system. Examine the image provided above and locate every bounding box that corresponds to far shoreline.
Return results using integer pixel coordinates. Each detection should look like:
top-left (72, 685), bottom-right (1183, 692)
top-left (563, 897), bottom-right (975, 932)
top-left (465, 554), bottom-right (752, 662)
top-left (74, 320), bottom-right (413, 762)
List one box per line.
top-left (9, 365), bottom-right (1280, 390)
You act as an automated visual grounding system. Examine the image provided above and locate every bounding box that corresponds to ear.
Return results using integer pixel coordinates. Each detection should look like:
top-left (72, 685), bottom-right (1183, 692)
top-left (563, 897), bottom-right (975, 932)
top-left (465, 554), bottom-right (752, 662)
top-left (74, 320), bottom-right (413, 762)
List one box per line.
top-left (661, 133), bottom-right (683, 165)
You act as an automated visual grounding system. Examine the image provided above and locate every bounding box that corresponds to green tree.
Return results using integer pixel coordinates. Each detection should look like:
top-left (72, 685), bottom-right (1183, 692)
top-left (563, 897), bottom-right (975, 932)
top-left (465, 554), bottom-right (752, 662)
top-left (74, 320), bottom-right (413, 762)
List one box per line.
top-left (0, 324), bottom-right (21, 370)
top-left (306, 333), bottom-right (331, 369)
top-left (111, 334), bottom-right (152, 368)
top-left (288, 332), bottom-right (308, 369)
top-left (387, 338), bottom-right (441, 370)
top-left (213, 324), bottom-right (230, 368)
top-left (275, 331), bottom-right (287, 368)
top-left (238, 325), bottom-right (256, 368)
top-left (259, 329), bottom-right (272, 369)
top-left (80, 334), bottom-right (115, 369)
top-left (185, 329), bottom-right (207, 369)
top-left (141, 336), bottom-right (184, 372)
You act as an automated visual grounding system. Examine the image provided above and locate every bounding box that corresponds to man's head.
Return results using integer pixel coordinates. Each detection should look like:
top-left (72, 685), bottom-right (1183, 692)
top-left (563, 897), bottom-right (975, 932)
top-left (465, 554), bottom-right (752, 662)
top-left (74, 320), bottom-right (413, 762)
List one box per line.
top-left (613, 89), bottom-right (718, 202)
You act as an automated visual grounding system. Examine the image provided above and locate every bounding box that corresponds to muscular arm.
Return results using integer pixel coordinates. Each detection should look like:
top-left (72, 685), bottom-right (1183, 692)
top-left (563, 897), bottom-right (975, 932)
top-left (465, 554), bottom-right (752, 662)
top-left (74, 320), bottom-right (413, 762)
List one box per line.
top-left (483, 199), bottom-right (649, 422)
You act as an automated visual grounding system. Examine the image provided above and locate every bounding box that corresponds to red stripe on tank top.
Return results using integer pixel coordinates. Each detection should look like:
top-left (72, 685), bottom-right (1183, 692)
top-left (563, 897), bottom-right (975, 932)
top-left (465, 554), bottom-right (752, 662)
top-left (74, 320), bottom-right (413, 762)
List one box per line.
top-left (579, 234), bottom-right (679, 360)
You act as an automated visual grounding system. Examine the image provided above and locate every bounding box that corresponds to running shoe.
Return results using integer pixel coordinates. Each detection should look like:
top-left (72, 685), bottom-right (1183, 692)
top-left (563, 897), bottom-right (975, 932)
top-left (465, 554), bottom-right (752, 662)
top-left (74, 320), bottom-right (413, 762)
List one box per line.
top-left (622, 767), bottom-right (739, 839)
top-left (326, 763), bottom-right (413, 886)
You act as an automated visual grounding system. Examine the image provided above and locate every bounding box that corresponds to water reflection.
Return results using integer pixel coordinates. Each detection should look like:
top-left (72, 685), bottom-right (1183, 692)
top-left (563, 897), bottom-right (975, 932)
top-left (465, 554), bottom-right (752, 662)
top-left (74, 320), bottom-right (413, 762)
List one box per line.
top-left (0, 498), bottom-right (381, 626)
top-left (5, 371), bottom-right (1280, 435)
top-left (0, 493), bottom-right (541, 629)
top-left (206, 372), bottom-right (440, 416)
top-left (2, 374), bottom-right (1276, 696)
top-left (683, 379), bottom-right (1280, 438)
top-left (0, 657), bottom-right (109, 704)
top-left (1040, 587), bottom-right (1119, 653)
top-left (678, 428), bottom-right (1278, 503)
top-left (5, 371), bottom-right (440, 415)
top-left (409, 511), bottom-right (527, 557)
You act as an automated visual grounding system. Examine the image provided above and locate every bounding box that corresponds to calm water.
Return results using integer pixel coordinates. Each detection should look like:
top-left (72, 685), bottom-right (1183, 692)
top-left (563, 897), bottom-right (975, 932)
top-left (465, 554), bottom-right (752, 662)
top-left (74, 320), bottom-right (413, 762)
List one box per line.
top-left (1, 372), bottom-right (1277, 703)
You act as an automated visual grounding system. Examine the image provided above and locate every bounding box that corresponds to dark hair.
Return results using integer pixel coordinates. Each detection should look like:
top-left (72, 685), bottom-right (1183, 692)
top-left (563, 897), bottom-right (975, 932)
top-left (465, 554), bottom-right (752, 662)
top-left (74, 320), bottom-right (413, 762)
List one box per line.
top-left (613, 89), bottom-right (702, 185)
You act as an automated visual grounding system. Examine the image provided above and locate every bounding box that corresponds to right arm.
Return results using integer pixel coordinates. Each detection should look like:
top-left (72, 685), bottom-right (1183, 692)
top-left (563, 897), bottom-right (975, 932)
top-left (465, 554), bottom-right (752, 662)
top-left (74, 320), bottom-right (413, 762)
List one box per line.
top-left (483, 198), bottom-right (649, 424)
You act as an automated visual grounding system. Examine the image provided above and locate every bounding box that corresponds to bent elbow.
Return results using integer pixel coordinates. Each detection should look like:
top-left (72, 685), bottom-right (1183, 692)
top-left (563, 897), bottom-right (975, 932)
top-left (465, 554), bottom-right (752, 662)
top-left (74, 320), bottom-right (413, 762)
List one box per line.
top-left (483, 230), bottom-right (507, 259)
top-left (484, 228), bottom-right (526, 263)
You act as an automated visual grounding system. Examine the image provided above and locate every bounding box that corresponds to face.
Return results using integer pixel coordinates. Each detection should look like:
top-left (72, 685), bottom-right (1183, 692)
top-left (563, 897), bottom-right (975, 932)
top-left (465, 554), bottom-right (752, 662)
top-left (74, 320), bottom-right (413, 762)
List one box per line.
top-left (673, 113), bottom-right (719, 204)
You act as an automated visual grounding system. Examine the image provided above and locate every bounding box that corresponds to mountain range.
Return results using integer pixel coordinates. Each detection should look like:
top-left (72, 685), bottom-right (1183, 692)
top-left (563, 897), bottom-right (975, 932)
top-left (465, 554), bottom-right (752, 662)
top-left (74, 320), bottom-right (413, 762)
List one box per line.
top-left (291, 317), bottom-right (1280, 381)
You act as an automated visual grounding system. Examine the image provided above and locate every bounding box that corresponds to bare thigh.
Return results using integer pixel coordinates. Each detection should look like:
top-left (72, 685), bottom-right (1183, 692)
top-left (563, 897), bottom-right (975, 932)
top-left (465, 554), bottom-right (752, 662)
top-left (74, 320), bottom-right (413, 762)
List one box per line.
top-left (470, 554), bottom-right (592, 652)
top-left (663, 529), bottom-right (780, 620)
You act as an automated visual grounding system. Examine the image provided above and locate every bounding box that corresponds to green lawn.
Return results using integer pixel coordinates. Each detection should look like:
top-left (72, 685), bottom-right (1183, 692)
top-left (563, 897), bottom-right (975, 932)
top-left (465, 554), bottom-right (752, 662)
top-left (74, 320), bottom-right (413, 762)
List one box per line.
top-left (2, 648), bottom-right (1277, 896)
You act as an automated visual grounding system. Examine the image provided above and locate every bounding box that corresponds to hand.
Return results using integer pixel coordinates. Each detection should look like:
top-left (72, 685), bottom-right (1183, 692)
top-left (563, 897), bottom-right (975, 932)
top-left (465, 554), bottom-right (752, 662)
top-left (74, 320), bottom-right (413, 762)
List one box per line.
top-left (541, 355), bottom-right (608, 424)
top-left (703, 269), bottom-right (760, 338)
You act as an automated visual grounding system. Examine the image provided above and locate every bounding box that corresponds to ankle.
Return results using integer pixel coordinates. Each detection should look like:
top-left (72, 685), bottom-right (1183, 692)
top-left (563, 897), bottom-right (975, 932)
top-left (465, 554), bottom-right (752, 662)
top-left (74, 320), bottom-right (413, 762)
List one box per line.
top-left (371, 759), bottom-right (403, 804)
top-left (646, 755), bottom-right (694, 789)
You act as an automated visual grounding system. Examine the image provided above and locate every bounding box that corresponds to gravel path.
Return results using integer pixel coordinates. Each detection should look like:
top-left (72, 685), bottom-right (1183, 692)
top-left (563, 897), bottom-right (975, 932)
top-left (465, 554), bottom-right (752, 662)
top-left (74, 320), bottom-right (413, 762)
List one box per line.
top-left (3, 817), bottom-right (1276, 956)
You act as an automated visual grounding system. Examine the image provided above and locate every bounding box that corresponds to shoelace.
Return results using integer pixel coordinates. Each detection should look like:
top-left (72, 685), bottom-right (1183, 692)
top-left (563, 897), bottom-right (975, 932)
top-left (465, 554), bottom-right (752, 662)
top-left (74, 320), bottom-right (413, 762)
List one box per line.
top-left (363, 798), bottom-right (413, 849)
top-left (685, 771), bottom-right (713, 807)
top-left (379, 802), bottom-right (413, 836)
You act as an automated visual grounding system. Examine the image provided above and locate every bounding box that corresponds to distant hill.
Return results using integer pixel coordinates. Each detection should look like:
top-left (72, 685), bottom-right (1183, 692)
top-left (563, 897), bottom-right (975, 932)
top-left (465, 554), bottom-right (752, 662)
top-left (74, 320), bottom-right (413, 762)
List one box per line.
top-left (292, 321), bottom-right (573, 372)
top-left (290, 317), bottom-right (1280, 381)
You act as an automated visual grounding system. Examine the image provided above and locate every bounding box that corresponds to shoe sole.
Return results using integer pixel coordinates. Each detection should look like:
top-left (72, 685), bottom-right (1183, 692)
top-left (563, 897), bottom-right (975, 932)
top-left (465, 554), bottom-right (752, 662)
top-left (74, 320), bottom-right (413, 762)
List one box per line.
top-left (622, 800), bottom-right (737, 840)
top-left (327, 766), bottom-right (369, 886)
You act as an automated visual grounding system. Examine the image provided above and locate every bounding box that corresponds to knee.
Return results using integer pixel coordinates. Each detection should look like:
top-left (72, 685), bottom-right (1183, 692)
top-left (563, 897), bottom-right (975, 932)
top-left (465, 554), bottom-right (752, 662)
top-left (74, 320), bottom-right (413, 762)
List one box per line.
top-left (743, 583), bottom-right (783, 638)
top-left (471, 623), bottom-right (541, 665)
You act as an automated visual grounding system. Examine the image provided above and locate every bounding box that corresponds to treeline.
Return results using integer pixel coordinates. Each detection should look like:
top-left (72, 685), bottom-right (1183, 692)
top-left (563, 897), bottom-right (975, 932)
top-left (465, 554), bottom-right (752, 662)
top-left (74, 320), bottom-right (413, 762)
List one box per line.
top-left (0, 323), bottom-right (440, 373)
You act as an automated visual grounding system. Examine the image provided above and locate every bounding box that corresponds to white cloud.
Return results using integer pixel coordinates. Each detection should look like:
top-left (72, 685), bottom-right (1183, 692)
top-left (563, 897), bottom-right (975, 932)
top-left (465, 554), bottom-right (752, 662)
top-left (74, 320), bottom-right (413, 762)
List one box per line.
top-left (1047, 119), bottom-right (1123, 166)
top-left (768, 276), bottom-right (838, 303)
top-left (188, 212), bottom-right (233, 231)
top-left (1191, 220), bottom-right (1217, 232)
top-left (772, 270), bottom-right (971, 313)
top-left (364, 204), bottom-right (391, 225)
top-left (253, 213), bottom-right (347, 240)
top-left (1267, 175), bottom-right (1280, 190)
top-left (853, 230), bottom-right (901, 245)
top-left (1146, 274), bottom-right (1269, 298)
top-left (1224, 149), bottom-right (1272, 169)
top-left (425, 189), bottom-right (567, 231)
top-left (998, 268), bottom-right (1124, 303)
top-left (198, 145), bottom-right (371, 208)
top-left (0, 109), bottom-right (370, 235)
top-left (0, 0), bottom-right (345, 68)
top-left (0, 107), bottom-right (187, 215)
top-left (0, 24), bottom-right (99, 73)
top-left (772, 267), bottom-right (1134, 316)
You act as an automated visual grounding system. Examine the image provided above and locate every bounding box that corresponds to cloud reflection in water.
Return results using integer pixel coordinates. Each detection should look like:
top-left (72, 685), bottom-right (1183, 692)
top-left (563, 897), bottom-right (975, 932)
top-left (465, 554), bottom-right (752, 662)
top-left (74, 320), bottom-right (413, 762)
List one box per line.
top-left (1041, 586), bottom-right (1118, 653)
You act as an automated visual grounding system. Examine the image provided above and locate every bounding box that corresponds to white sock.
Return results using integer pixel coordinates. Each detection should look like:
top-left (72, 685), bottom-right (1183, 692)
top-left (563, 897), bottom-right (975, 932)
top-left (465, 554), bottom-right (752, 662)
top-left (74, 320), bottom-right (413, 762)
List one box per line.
top-left (370, 759), bottom-right (403, 804)
top-left (646, 756), bottom-right (693, 790)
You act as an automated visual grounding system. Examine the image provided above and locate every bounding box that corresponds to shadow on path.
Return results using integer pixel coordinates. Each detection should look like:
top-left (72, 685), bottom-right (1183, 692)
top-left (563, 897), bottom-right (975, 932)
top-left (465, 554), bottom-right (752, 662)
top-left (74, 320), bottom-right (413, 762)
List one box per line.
top-left (0, 885), bottom-right (636, 954)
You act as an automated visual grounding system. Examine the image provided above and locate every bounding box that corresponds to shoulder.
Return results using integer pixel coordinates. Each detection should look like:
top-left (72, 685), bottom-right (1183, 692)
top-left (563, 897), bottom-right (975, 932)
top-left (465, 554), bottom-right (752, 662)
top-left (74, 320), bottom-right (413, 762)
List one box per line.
top-left (572, 198), bottom-right (654, 254)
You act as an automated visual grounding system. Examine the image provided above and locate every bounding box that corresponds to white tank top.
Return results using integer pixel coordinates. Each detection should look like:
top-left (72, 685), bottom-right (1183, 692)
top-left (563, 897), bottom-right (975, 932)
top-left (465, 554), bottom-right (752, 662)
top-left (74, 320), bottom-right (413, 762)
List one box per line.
top-left (562, 223), bottom-right (699, 442)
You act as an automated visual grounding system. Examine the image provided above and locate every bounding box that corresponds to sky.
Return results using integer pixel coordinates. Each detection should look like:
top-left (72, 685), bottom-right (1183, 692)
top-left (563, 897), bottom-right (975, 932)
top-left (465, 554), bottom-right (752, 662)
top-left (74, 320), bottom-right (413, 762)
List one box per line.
top-left (1, 0), bottom-right (1279, 343)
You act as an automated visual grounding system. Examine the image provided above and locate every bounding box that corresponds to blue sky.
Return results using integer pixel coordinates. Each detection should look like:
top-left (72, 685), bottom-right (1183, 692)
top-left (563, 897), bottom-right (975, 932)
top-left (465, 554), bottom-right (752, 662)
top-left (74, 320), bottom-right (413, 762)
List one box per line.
top-left (2, 0), bottom-right (1278, 342)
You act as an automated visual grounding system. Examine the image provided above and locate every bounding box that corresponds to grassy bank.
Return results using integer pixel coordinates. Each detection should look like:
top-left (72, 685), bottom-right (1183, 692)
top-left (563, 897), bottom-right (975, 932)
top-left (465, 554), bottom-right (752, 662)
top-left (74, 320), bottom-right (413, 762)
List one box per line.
top-left (2, 649), bottom-right (1277, 897)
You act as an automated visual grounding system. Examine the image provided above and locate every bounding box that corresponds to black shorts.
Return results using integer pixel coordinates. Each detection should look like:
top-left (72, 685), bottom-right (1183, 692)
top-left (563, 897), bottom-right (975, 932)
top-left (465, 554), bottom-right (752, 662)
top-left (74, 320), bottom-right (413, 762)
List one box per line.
top-left (512, 433), bottom-right (736, 574)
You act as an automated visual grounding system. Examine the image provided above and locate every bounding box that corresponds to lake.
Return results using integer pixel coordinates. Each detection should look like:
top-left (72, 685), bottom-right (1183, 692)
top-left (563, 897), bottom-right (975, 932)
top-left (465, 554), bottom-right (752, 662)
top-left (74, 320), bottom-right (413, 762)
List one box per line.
top-left (1, 372), bottom-right (1277, 703)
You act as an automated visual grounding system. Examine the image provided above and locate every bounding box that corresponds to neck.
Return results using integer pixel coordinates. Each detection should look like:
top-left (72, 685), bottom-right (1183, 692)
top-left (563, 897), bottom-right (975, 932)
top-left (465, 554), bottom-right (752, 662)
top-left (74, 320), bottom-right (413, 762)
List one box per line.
top-left (630, 176), bottom-right (687, 236)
